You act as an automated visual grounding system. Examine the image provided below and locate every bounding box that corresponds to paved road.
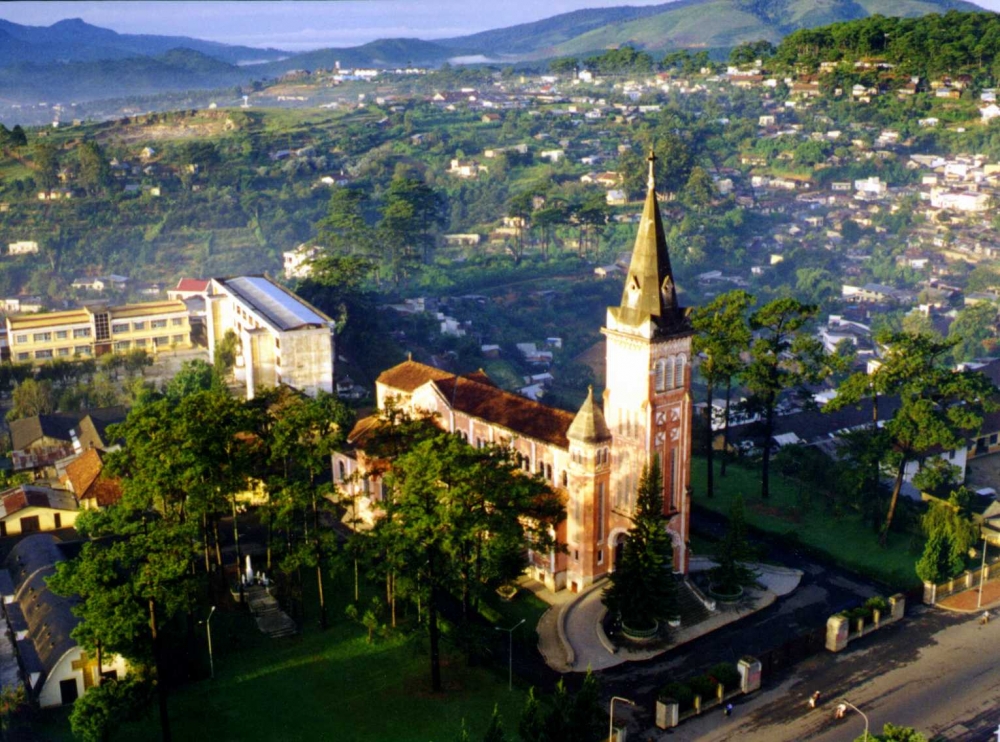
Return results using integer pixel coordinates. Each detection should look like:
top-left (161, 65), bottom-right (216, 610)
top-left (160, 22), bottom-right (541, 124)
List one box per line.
top-left (594, 509), bottom-right (884, 726)
top-left (650, 606), bottom-right (1000, 742)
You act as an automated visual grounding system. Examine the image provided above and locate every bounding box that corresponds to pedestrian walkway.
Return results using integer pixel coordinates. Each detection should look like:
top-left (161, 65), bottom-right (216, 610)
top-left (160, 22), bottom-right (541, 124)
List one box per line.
top-left (246, 585), bottom-right (297, 638)
top-left (530, 562), bottom-right (803, 673)
top-left (936, 575), bottom-right (1000, 612)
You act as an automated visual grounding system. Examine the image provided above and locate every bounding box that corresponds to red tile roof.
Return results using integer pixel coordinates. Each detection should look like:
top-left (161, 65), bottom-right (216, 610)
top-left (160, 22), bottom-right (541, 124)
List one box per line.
top-left (174, 278), bottom-right (209, 292)
top-left (376, 360), bottom-right (454, 393)
top-left (64, 449), bottom-right (122, 507)
top-left (432, 376), bottom-right (575, 449)
top-left (375, 360), bottom-right (576, 448)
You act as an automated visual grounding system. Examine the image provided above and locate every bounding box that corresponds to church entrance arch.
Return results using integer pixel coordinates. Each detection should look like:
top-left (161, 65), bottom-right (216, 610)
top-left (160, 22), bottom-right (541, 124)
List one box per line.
top-left (608, 528), bottom-right (629, 571)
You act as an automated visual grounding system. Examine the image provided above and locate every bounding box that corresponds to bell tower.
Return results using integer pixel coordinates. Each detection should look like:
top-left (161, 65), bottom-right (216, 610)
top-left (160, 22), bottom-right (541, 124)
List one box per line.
top-left (602, 152), bottom-right (693, 573)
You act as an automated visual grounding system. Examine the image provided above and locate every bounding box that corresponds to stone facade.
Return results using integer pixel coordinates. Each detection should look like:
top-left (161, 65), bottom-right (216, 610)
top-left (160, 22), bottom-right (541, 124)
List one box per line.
top-left (338, 156), bottom-right (692, 592)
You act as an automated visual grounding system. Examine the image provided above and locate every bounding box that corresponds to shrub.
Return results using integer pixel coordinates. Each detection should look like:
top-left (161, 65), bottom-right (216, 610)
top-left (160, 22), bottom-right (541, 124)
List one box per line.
top-left (709, 662), bottom-right (741, 691)
top-left (864, 596), bottom-right (889, 614)
top-left (658, 681), bottom-right (694, 711)
top-left (688, 674), bottom-right (719, 700)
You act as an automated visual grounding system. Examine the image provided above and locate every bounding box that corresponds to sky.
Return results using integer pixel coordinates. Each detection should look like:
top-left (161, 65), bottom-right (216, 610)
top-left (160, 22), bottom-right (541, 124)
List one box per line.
top-left (0, 1), bottom-right (687, 51)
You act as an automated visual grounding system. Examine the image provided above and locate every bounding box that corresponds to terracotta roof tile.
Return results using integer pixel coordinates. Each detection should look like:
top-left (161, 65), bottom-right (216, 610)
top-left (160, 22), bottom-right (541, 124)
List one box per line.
top-left (64, 449), bottom-right (122, 507)
top-left (376, 360), bottom-right (455, 393)
top-left (433, 376), bottom-right (575, 449)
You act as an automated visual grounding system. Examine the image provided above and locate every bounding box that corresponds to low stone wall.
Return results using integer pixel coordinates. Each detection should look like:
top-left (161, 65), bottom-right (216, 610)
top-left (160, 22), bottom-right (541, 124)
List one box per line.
top-left (924, 559), bottom-right (1000, 605)
top-left (825, 594), bottom-right (905, 652)
top-left (655, 657), bottom-right (761, 730)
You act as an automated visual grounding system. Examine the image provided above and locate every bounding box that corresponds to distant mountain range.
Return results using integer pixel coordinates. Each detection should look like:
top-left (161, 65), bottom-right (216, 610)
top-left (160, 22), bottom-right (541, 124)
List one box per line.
top-left (0, 0), bottom-right (988, 104)
top-left (436, 0), bottom-right (983, 58)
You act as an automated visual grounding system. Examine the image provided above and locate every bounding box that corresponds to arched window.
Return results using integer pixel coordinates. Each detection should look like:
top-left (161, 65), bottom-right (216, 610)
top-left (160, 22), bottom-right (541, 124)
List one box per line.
top-left (562, 470), bottom-right (568, 487)
top-left (673, 354), bottom-right (687, 389)
top-left (337, 461), bottom-right (346, 481)
top-left (655, 358), bottom-right (667, 392)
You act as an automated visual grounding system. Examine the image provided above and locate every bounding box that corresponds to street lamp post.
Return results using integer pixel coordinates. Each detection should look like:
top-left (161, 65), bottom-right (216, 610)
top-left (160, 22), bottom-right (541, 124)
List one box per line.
top-left (495, 618), bottom-right (525, 692)
top-left (835, 699), bottom-right (869, 742)
top-left (201, 606), bottom-right (217, 679)
top-left (608, 696), bottom-right (635, 742)
top-left (979, 537), bottom-right (990, 610)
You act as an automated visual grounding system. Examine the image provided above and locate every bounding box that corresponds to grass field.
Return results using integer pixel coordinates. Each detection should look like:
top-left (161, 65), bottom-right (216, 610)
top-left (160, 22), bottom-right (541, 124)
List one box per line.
top-left (691, 456), bottom-right (923, 589)
top-left (31, 570), bottom-right (547, 742)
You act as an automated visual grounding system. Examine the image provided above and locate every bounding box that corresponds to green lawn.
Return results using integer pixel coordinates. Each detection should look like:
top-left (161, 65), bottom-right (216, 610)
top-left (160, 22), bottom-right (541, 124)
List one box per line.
top-left (691, 456), bottom-right (923, 589)
top-left (32, 573), bottom-right (540, 742)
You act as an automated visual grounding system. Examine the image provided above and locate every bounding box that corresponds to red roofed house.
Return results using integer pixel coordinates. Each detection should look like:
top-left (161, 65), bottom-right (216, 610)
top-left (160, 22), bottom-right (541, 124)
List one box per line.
top-left (0, 485), bottom-right (79, 537)
top-left (167, 278), bottom-right (210, 301)
top-left (64, 449), bottom-right (122, 510)
top-left (335, 156), bottom-right (693, 593)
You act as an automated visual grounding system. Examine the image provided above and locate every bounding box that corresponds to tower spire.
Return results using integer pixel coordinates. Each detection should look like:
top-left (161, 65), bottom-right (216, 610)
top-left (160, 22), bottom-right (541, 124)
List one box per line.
top-left (611, 148), bottom-right (681, 330)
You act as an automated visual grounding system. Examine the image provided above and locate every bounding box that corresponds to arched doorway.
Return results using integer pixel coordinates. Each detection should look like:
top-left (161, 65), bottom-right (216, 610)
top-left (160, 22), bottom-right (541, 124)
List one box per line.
top-left (613, 532), bottom-right (628, 571)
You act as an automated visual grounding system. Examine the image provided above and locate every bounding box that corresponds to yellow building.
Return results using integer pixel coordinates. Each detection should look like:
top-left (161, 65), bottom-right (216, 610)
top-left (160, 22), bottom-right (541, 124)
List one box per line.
top-left (7, 301), bottom-right (191, 364)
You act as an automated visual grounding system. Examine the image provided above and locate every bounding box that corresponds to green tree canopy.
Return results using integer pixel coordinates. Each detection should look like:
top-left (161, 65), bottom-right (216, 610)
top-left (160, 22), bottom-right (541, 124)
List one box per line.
top-left (603, 457), bottom-right (677, 630)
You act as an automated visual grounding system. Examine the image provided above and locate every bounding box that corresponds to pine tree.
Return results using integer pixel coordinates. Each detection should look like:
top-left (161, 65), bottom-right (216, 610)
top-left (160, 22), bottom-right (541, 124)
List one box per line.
top-left (711, 495), bottom-right (757, 594)
top-left (482, 705), bottom-right (506, 742)
top-left (518, 688), bottom-right (547, 742)
top-left (915, 530), bottom-right (965, 584)
top-left (602, 457), bottom-right (678, 630)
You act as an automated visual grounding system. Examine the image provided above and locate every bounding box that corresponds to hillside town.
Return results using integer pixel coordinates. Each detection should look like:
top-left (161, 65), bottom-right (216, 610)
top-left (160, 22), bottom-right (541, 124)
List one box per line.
top-left (4, 5), bottom-right (1000, 742)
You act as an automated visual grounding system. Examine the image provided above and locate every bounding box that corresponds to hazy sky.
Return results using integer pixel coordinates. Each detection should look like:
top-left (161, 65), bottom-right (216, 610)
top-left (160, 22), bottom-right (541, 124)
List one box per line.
top-left (3, 0), bottom-right (998, 51)
top-left (0, 1), bottom-right (689, 50)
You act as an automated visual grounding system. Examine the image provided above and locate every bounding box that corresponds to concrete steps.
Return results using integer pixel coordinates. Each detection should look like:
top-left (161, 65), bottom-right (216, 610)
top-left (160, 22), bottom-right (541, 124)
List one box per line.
top-left (245, 585), bottom-right (298, 638)
top-left (675, 575), bottom-right (712, 627)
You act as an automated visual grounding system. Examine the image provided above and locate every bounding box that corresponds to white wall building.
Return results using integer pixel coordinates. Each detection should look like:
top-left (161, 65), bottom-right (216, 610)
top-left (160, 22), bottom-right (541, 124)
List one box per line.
top-left (206, 276), bottom-right (335, 399)
top-left (8, 241), bottom-right (39, 256)
top-left (282, 244), bottom-right (320, 280)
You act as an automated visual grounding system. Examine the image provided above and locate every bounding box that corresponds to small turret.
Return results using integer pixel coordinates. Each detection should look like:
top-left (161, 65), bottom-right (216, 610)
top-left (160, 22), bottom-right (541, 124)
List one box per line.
top-left (567, 386), bottom-right (612, 444)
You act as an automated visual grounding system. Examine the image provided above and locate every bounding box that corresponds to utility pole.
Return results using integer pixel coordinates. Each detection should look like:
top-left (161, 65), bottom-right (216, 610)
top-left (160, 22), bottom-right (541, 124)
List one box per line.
top-left (495, 618), bottom-right (525, 691)
top-left (979, 537), bottom-right (990, 610)
top-left (609, 696), bottom-right (635, 742)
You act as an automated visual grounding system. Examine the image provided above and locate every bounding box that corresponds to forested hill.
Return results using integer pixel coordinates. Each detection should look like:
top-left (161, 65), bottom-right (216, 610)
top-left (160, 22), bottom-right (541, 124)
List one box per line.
top-left (772, 11), bottom-right (1000, 78)
top-left (439, 0), bottom-right (983, 59)
top-left (0, 17), bottom-right (284, 67)
top-left (0, 49), bottom-right (253, 102)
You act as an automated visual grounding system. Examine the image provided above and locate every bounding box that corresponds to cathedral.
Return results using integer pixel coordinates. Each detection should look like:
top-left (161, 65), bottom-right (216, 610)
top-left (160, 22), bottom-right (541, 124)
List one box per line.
top-left (336, 155), bottom-right (693, 593)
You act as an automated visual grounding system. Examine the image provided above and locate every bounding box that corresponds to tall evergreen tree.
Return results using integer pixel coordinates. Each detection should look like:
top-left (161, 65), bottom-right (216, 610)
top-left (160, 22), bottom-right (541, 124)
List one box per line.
top-left (743, 298), bottom-right (829, 499)
top-left (710, 495), bottom-right (757, 594)
top-left (602, 457), bottom-right (677, 630)
top-left (691, 289), bottom-right (755, 494)
top-left (482, 705), bottom-right (506, 742)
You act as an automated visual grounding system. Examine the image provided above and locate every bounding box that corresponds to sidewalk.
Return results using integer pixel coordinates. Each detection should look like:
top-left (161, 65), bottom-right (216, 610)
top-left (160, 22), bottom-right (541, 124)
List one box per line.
top-left (530, 562), bottom-right (803, 673)
top-left (936, 575), bottom-right (1000, 612)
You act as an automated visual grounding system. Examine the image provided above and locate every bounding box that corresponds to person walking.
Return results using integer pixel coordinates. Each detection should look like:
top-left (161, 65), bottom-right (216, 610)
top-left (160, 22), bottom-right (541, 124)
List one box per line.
top-left (808, 691), bottom-right (821, 709)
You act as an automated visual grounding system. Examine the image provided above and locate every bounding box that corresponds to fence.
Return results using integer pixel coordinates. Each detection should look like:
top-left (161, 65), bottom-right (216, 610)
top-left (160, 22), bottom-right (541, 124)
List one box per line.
top-left (757, 625), bottom-right (827, 678)
top-left (924, 557), bottom-right (1000, 605)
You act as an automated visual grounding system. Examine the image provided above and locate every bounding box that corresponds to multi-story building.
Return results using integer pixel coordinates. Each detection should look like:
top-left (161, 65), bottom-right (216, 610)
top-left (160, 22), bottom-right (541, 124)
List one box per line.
top-left (336, 156), bottom-right (693, 593)
top-left (6, 301), bottom-right (191, 364)
top-left (205, 275), bottom-right (335, 399)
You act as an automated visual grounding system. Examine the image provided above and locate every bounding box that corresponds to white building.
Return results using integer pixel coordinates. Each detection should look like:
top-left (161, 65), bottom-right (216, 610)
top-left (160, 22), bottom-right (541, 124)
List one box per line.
top-left (8, 241), bottom-right (39, 256)
top-left (206, 276), bottom-right (336, 399)
top-left (854, 176), bottom-right (888, 199)
top-left (929, 189), bottom-right (991, 213)
top-left (2, 535), bottom-right (128, 707)
top-left (283, 244), bottom-right (320, 280)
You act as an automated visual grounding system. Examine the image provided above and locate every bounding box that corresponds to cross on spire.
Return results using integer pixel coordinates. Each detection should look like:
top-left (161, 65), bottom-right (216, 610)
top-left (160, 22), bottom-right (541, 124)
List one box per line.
top-left (647, 149), bottom-right (657, 191)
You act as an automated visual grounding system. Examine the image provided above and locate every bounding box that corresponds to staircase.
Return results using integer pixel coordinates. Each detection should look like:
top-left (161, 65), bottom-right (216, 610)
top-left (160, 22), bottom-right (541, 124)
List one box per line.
top-left (674, 575), bottom-right (712, 627)
top-left (245, 585), bottom-right (298, 638)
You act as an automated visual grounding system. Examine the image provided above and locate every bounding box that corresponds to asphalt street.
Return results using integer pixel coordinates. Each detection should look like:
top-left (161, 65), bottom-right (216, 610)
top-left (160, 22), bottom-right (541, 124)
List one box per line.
top-left (595, 509), bottom-right (885, 728)
top-left (654, 606), bottom-right (1000, 742)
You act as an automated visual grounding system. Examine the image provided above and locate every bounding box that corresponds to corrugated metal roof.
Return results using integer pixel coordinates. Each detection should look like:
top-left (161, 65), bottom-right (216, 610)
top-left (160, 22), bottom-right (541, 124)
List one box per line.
top-left (220, 276), bottom-right (331, 332)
